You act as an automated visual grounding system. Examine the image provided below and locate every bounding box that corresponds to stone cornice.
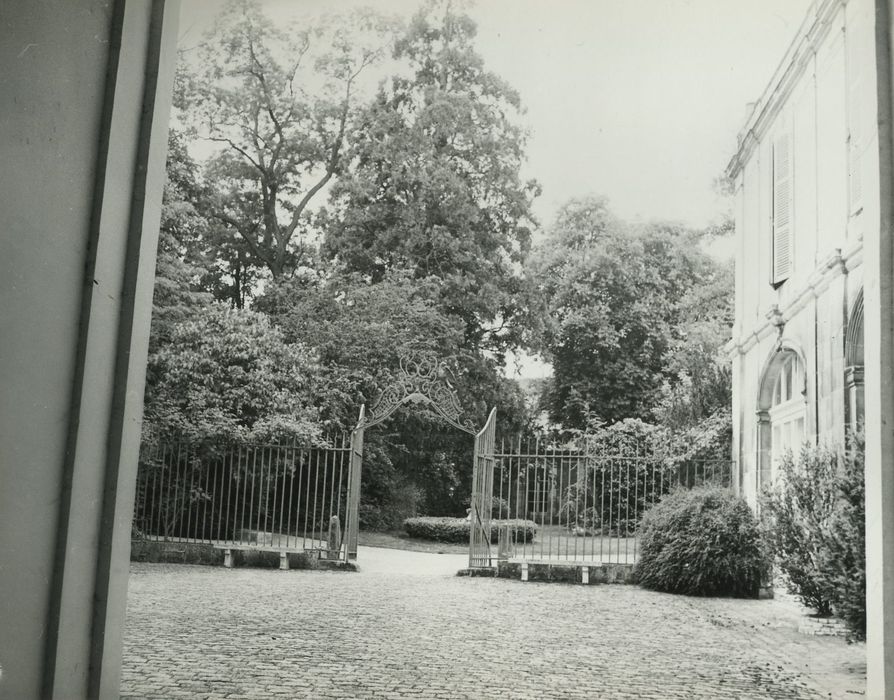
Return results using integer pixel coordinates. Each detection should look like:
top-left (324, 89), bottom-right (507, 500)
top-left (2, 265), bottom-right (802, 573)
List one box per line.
top-left (726, 242), bottom-right (863, 358)
top-left (726, 0), bottom-right (844, 180)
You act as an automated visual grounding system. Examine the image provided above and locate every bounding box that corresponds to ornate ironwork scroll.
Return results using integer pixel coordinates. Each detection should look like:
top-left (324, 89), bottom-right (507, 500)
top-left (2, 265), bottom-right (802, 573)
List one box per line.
top-left (360, 353), bottom-right (477, 434)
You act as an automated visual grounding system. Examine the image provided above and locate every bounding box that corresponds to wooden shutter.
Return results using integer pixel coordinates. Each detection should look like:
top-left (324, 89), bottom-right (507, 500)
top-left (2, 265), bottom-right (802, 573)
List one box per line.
top-left (772, 133), bottom-right (793, 285)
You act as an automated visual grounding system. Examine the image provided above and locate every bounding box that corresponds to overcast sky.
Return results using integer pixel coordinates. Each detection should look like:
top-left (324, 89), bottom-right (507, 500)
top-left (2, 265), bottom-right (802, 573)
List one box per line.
top-left (177, 0), bottom-right (813, 377)
top-left (179, 0), bottom-right (812, 230)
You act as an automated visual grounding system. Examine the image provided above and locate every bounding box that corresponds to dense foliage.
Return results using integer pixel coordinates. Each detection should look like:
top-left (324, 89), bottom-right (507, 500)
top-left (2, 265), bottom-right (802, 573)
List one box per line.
top-left (762, 433), bottom-right (866, 640)
top-left (635, 486), bottom-right (768, 598)
top-left (324, 3), bottom-right (539, 356)
top-left (143, 305), bottom-right (320, 444)
top-left (142, 0), bottom-right (736, 535)
top-left (530, 196), bottom-right (732, 435)
top-left (403, 516), bottom-right (536, 544)
top-left (176, 0), bottom-right (396, 290)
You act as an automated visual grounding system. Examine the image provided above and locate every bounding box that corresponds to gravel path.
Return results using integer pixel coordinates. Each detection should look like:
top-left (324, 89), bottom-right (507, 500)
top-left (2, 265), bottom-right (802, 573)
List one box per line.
top-left (120, 548), bottom-right (865, 699)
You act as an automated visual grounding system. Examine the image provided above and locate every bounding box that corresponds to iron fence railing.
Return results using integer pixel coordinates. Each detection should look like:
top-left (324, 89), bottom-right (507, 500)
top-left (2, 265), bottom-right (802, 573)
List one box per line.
top-left (488, 438), bottom-right (732, 565)
top-left (133, 433), bottom-right (732, 568)
top-left (133, 437), bottom-right (351, 556)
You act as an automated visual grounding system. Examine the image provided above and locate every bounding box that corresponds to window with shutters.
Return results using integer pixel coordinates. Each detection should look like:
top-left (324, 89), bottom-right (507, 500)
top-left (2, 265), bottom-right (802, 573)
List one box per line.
top-left (772, 133), bottom-right (793, 286)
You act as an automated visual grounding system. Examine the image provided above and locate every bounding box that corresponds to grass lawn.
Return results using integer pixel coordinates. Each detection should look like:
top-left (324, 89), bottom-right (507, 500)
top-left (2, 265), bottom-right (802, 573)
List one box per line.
top-left (358, 529), bottom-right (468, 554)
top-left (357, 524), bottom-right (639, 562)
top-left (506, 524), bottom-right (639, 563)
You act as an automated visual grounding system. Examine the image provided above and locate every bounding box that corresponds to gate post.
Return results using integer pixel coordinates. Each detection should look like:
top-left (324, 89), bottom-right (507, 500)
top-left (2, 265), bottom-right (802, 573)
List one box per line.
top-left (344, 405), bottom-right (365, 562)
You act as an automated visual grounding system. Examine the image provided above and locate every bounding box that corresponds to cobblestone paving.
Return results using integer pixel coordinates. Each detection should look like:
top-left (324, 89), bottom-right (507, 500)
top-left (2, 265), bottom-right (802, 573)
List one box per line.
top-left (121, 550), bottom-right (865, 699)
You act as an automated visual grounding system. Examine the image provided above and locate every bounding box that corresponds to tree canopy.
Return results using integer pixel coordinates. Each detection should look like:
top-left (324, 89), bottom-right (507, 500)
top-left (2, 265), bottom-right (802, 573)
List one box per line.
top-left (144, 1), bottom-right (735, 527)
top-left (143, 304), bottom-right (320, 445)
top-left (175, 0), bottom-right (396, 289)
top-left (323, 1), bottom-right (539, 356)
top-left (530, 196), bottom-right (730, 431)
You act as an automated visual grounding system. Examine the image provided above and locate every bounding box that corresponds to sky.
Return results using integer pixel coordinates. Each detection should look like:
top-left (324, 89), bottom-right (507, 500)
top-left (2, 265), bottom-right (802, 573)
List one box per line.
top-left (176, 0), bottom-right (814, 376)
top-left (178, 0), bottom-right (812, 230)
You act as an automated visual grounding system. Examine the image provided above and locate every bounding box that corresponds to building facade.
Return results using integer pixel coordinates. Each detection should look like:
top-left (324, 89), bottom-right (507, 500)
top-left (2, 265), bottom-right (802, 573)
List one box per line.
top-left (727, 0), bottom-right (875, 508)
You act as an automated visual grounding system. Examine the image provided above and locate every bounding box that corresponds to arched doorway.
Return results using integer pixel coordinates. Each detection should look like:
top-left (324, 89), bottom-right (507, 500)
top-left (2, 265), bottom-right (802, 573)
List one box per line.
top-left (342, 354), bottom-right (495, 569)
top-left (756, 346), bottom-right (808, 494)
top-left (845, 289), bottom-right (865, 430)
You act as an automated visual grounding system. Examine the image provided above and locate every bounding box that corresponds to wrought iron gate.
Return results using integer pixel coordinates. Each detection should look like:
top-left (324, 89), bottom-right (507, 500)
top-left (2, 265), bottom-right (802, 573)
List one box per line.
top-left (469, 407), bottom-right (497, 568)
top-left (133, 437), bottom-right (351, 556)
top-left (132, 354), bottom-right (487, 565)
top-left (342, 354), bottom-right (480, 564)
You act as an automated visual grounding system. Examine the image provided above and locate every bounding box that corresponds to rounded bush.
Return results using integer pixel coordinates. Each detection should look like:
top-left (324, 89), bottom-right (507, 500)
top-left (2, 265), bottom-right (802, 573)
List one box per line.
top-left (634, 486), bottom-right (768, 598)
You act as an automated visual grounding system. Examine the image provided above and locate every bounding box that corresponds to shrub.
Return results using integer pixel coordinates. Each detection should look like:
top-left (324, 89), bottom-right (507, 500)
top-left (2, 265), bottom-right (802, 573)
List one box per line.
top-left (359, 484), bottom-right (426, 532)
top-left (761, 432), bottom-right (865, 640)
top-left (403, 516), bottom-right (536, 544)
top-left (821, 431), bottom-right (865, 640)
top-left (634, 486), bottom-right (768, 597)
top-left (760, 446), bottom-right (837, 615)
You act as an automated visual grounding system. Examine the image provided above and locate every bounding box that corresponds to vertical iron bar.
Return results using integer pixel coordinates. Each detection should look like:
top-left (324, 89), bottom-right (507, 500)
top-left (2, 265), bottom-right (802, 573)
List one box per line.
top-left (628, 442), bottom-right (633, 564)
top-left (256, 446), bottom-right (266, 540)
top-left (239, 445), bottom-right (249, 545)
top-left (599, 459), bottom-right (605, 564)
top-left (158, 442), bottom-right (169, 540)
top-left (320, 444), bottom-right (330, 545)
top-left (277, 441), bottom-right (286, 543)
top-left (582, 446), bottom-right (588, 562)
top-left (336, 434), bottom-right (345, 523)
top-left (608, 451), bottom-right (615, 565)
top-left (303, 446), bottom-right (312, 547)
top-left (312, 445), bottom-right (321, 548)
top-left (201, 450), bottom-right (209, 543)
top-left (247, 445), bottom-right (258, 543)
top-left (166, 442), bottom-right (181, 540)
top-left (184, 449), bottom-right (195, 542)
top-left (522, 438), bottom-right (529, 561)
top-left (260, 446), bottom-right (270, 541)
top-left (590, 452), bottom-right (598, 562)
top-left (286, 438), bottom-right (297, 549)
top-left (214, 445), bottom-right (224, 543)
top-left (149, 441), bottom-right (161, 538)
top-left (328, 441), bottom-right (336, 531)
top-left (539, 438), bottom-right (545, 561)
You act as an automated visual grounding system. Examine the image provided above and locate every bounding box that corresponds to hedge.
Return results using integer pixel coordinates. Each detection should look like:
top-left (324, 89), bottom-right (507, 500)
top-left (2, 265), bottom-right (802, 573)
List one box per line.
top-left (403, 517), bottom-right (537, 544)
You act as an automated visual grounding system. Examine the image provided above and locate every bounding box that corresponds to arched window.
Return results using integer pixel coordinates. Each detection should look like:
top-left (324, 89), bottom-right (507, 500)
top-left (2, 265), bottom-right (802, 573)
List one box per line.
top-left (845, 289), bottom-right (864, 430)
top-left (769, 351), bottom-right (806, 468)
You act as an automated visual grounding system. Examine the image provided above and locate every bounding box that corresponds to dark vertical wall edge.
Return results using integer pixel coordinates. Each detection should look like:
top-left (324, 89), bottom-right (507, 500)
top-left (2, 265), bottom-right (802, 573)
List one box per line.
top-left (870, 0), bottom-right (894, 695)
top-left (86, 1), bottom-right (181, 698)
top-left (41, 3), bottom-right (126, 696)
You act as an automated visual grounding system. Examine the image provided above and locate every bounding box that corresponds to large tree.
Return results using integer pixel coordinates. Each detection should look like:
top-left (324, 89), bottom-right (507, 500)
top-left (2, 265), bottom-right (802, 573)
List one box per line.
top-left (175, 0), bottom-right (395, 289)
top-left (143, 305), bottom-right (320, 445)
top-left (531, 196), bottom-right (726, 430)
top-left (323, 1), bottom-right (539, 357)
top-left (149, 130), bottom-right (213, 354)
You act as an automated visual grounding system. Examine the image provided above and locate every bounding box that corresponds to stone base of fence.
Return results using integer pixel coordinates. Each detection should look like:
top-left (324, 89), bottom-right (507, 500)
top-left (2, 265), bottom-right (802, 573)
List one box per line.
top-left (475, 560), bottom-right (636, 585)
top-left (797, 615), bottom-right (849, 637)
top-left (131, 539), bottom-right (357, 572)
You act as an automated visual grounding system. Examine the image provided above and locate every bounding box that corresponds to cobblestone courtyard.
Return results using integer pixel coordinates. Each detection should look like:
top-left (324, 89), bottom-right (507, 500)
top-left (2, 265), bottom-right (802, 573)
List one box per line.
top-left (121, 548), bottom-right (865, 699)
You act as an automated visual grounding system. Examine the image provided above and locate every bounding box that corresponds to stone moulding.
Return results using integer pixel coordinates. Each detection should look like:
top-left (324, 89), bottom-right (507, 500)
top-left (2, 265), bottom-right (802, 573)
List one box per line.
top-left (725, 243), bottom-right (863, 358)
